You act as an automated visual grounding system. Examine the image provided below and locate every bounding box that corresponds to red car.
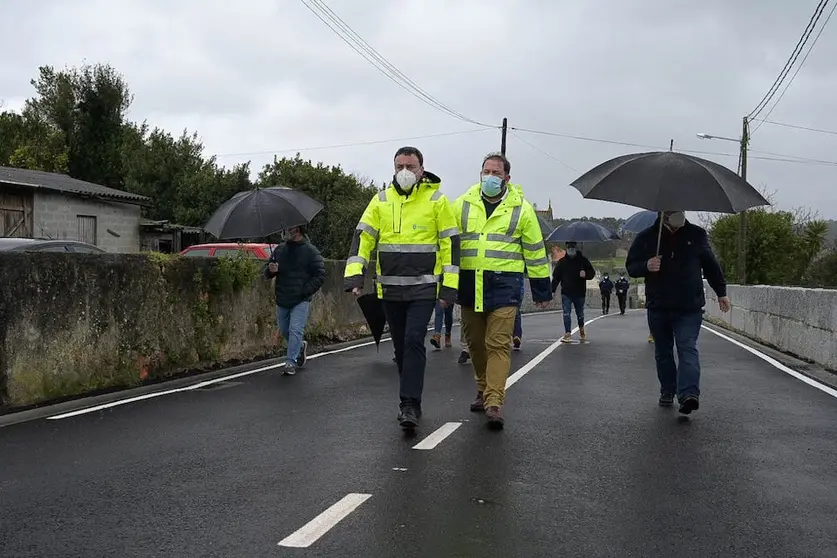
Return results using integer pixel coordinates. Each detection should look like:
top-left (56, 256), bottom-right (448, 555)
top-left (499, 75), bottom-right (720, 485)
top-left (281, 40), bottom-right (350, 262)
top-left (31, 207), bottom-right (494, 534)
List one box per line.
top-left (179, 243), bottom-right (276, 260)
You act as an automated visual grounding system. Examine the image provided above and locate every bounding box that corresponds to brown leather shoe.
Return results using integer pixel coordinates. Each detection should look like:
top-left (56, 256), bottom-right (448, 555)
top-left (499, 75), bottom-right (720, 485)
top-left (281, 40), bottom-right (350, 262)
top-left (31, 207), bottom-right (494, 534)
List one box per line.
top-left (444, 334), bottom-right (452, 348)
top-left (470, 392), bottom-right (485, 412)
top-left (485, 406), bottom-right (504, 429)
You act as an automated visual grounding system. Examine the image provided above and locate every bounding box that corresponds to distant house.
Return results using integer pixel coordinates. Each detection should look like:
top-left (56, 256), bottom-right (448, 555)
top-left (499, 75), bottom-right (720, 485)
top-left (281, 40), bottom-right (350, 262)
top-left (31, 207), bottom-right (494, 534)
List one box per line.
top-left (0, 166), bottom-right (150, 253)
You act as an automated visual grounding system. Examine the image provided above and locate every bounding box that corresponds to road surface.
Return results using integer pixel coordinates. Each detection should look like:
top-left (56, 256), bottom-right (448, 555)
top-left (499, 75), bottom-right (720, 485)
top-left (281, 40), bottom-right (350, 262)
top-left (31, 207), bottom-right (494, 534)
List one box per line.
top-left (1, 311), bottom-right (836, 557)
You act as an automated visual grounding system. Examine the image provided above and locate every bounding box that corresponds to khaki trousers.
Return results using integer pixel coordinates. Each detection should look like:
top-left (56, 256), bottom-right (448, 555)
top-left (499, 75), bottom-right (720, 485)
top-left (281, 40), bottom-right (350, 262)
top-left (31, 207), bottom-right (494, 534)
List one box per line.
top-left (460, 306), bottom-right (517, 408)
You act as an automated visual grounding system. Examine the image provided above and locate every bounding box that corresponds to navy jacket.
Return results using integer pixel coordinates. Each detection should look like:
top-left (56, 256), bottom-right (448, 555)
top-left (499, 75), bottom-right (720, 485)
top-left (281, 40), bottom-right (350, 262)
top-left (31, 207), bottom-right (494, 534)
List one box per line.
top-left (625, 219), bottom-right (726, 312)
top-left (599, 278), bottom-right (614, 294)
top-left (458, 270), bottom-right (551, 312)
top-left (551, 252), bottom-right (595, 298)
top-left (615, 277), bottom-right (630, 295)
top-left (264, 238), bottom-right (326, 309)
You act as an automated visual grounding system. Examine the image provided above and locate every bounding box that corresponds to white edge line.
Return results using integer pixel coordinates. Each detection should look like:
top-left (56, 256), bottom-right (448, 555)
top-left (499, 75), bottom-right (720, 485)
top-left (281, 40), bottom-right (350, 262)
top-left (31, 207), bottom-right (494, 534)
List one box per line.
top-left (44, 309), bottom-right (610, 420)
top-left (412, 421), bottom-right (462, 450)
top-left (701, 324), bottom-right (837, 399)
top-left (505, 314), bottom-right (609, 389)
top-left (278, 492), bottom-right (372, 548)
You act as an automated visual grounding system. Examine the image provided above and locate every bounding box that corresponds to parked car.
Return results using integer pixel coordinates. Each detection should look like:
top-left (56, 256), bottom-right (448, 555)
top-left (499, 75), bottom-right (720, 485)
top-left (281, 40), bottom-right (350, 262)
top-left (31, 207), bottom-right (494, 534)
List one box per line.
top-left (0, 238), bottom-right (106, 253)
top-left (179, 243), bottom-right (276, 260)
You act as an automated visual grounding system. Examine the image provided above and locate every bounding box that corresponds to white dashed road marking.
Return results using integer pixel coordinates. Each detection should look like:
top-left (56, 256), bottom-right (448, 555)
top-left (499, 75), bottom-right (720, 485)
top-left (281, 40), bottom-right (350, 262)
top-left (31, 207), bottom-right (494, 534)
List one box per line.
top-left (278, 493), bottom-right (372, 548)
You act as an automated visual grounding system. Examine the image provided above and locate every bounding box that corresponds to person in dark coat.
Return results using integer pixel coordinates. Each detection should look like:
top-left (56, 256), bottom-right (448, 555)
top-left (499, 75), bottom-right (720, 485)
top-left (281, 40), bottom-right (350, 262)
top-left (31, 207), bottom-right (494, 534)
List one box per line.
top-left (264, 225), bottom-right (326, 375)
top-left (599, 273), bottom-right (614, 314)
top-left (626, 211), bottom-right (731, 414)
top-left (551, 242), bottom-right (596, 342)
top-left (614, 272), bottom-right (630, 315)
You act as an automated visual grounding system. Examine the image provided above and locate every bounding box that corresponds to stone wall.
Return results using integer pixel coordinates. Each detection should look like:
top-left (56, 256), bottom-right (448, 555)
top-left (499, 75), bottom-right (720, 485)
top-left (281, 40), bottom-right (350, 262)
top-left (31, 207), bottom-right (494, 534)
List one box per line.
top-left (32, 191), bottom-right (142, 252)
top-left (0, 253), bottom-right (373, 411)
top-left (705, 282), bottom-right (837, 371)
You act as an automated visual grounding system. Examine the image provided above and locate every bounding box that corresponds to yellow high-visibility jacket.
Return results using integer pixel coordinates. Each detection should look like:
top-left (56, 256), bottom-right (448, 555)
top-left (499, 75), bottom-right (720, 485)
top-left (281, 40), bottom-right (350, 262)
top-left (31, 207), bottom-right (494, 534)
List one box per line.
top-left (344, 171), bottom-right (460, 303)
top-left (452, 183), bottom-right (552, 312)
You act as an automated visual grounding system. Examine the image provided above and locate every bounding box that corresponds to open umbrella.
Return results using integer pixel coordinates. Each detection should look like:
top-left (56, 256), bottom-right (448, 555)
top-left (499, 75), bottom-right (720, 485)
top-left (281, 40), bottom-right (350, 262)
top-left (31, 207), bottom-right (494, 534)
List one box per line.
top-left (570, 151), bottom-right (769, 214)
top-left (546, 220), bottom-right (620, 243)
top-left (620, 210), bottom-right (659, 234)
top-left (204, 187), bottom-right (324, 240)
top-left (356, 293), bottom-right (387, 350)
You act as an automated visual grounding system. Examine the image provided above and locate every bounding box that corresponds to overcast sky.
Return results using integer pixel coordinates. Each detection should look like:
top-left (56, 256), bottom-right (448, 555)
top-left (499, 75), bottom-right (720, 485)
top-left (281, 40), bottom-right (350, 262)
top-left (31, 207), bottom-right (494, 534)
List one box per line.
top-left (2, 0), bottom-right (836, 220)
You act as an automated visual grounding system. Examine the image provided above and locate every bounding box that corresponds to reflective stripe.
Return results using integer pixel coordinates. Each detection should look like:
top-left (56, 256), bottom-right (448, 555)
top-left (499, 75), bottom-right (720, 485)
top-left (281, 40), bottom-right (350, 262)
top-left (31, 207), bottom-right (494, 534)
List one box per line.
top-left (443, 265), bottom-right (460, 274)
top-left (378, 244), bottom-right (438, 253)
top-left (378, 191), bottom-right (387, 202)
top-left (356, 222), bottom-right (378, 238)
top-left (521, 240), bottom-right (543, 251)
top-left (430, 191), bottom-right (442, 201)
top-left (377, 274), bottom-right (441, 285)
top-left (347, 256), bottom-right (368, 267)
top-left (507, 206), bottom-right (522, 235)
top-left (461, 249), bottom-right (479, 257)
top-left (460, 203), bottom-right (471, 233)
top-left (525, 256), bottom-right (549, 266)
top-left (438, 227), bottom-right (459, 239)
top-left (486, 233), bottom-right (517, 243)
top-left (485, 250), bottom-right (524, 260)
top-left (460, 232), bottom-right (480, 241)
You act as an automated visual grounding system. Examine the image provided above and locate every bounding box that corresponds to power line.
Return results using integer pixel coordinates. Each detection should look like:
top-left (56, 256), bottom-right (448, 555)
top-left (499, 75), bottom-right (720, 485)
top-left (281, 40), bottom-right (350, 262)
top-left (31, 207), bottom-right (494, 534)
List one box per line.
top-left (509, 131), bottom-right (578, 172)
top-left (216, 128), bottom-right (491, 158)
top-left (510, 126), bottom-right (837, 167)
top-left (752, 0), bottom-right (836, 134)
top-left (754, 119), bottom-right (837, 136)
top-left (299, 0), bottom-right (496, 129)
top-left (747, 0), bottom-right (829, 122)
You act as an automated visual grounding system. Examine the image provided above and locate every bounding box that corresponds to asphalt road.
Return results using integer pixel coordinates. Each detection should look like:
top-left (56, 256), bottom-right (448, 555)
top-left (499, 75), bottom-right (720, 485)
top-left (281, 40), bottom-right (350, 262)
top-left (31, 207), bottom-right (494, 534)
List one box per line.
top-left (1, 311), bottom-right (836, 557)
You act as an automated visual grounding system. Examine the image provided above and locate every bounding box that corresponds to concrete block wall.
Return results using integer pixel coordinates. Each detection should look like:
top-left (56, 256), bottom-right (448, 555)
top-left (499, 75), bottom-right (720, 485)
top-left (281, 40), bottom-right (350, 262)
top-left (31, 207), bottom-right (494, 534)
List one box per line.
top-left (32, 191), bottom-right (142, 253)
top-left (704, 282), bottom-right (837, 371)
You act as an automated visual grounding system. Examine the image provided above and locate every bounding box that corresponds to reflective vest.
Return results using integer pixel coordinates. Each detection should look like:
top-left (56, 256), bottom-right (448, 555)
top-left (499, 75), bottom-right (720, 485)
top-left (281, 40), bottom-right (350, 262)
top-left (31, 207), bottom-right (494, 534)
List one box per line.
top-left (453, 184), bottom-right (551, 312)
top-left (344, 172), bottom-right (460, 302)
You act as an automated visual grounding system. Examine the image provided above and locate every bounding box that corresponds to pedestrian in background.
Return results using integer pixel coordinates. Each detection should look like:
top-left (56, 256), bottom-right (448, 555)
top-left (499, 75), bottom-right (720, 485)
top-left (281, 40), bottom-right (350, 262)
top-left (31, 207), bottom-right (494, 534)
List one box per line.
top-left (344, 146), bottom-right (459, 429)
top-left (454, 153), bottom-right (551, 428)
top-left (626, 210), bottom-right (731, 414)
top-left (430, 300), bottom-right (454, 350)
top-left (599, 272), bottom-right (614, 315)
top-left (615, 271), bottom-right (630, 315)
top-left (551, 242), bottom-right (595, 342)
top-left (264, 225), bottom-right (326, 375)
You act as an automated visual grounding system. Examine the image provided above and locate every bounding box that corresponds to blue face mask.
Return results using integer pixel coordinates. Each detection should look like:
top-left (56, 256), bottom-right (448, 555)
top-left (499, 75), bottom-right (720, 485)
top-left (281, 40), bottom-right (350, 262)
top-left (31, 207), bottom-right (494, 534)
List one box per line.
top-left (480, 175), bottom-right (504, 197)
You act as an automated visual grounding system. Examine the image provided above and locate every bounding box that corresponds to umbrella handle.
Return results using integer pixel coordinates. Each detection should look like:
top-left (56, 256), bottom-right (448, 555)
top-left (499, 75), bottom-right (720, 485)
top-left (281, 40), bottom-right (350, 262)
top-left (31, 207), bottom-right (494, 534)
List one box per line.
top-left (655, 213), bottom-right (663, 256)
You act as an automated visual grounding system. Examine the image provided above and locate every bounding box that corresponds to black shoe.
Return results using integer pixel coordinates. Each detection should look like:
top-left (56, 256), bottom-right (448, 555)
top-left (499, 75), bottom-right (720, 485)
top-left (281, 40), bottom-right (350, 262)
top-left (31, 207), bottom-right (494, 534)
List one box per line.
top-left (458, 350), bottom-right (470, 364)
top-left (678, 395), bottom-right (700, 415)
top-left (658, 393), bottom-right (674, 407)
top-left (296, 341), bottom-right (308, 368)
top-left (398, 406), bottom-right (418, 429)
top-left (284, 364), bottom-right (297, 376)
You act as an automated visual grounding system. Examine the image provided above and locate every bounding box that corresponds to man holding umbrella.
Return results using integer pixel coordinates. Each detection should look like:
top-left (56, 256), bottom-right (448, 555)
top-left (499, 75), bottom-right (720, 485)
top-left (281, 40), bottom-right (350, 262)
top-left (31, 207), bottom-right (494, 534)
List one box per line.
top-left (344, 146), bottom-right (459, 430)
top-left (626, 211), bottom-right (731, 414)
top-left (454, 153), bottom-right (551, 428)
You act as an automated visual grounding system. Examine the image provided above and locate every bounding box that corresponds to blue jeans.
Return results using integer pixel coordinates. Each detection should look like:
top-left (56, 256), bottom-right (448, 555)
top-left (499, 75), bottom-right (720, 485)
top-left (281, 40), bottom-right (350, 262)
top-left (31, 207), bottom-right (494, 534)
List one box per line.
top-left (647, 309), bottom-right (702, 398)
top-left (433, 301), bottom-right (453, 335)
top-left (513, 307), bottom-right (522, 338)
top-left (561, 294), bottom-right (585, 333)
top-left (276, 301), bottom-right (311, 366)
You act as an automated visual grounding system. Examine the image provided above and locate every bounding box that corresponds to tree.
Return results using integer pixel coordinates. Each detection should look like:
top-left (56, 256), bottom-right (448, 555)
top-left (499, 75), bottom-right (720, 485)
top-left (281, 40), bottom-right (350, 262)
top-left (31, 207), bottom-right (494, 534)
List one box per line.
top-left (708, 208), bottom-right (828, 285)
top-left (803, 243), bottom-right (837, 288)
top-left (0, 110), bottom-right (68, 172)
top-left (257, 154), bottom-right (377, 259)
top-left (22, 63), bottom-right (132, 187)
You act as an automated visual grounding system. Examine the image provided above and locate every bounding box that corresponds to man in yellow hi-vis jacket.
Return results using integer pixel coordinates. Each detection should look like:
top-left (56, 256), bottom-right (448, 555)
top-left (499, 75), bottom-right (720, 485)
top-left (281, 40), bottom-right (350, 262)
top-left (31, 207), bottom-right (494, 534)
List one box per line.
top-left (453, 153), bottom-right (552, 428)
top-left (345, 146), bottom-right (460, 429)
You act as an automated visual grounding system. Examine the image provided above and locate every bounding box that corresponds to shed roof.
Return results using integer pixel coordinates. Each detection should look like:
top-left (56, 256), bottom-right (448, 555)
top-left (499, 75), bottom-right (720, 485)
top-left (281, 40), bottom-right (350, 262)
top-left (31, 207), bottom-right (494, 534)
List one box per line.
top-left (0, 166), bottom-right (151, 205)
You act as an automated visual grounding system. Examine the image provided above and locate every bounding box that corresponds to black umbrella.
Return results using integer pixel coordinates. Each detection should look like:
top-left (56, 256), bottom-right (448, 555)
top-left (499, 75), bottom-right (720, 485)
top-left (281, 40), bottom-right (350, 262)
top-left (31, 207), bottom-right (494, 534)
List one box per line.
top-left (204, 187), bottom-right (324, 240)
top-left (356, 293), bottom-right (387, 350)
top-left (569, 151), bottom-right (769, 214)
top-left (620, 210), bottom-right (659, 234)
top-left (546, 220), bottom-right (620, 243)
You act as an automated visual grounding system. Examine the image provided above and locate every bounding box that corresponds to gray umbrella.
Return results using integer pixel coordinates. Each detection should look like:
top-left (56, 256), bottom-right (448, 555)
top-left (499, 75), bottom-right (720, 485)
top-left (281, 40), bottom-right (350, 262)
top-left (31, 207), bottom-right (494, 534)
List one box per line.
top-left (569, 151), bottom-right (770, 213)
top-left (204, 187), bottom-right (324, 240)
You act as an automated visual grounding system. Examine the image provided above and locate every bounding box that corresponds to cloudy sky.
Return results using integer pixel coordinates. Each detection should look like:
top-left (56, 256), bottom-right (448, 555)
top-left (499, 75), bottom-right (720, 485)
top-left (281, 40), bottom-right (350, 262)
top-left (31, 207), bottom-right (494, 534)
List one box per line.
top-left (2, 0), bottom-right (836, 220)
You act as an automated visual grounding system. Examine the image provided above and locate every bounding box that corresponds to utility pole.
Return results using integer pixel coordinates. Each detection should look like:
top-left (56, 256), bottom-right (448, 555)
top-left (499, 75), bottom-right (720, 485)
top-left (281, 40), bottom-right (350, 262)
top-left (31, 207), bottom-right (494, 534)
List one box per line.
top-left (500, 117), bottom-right (508, 155)
top-left (738, 116), bottom-right (749, 285)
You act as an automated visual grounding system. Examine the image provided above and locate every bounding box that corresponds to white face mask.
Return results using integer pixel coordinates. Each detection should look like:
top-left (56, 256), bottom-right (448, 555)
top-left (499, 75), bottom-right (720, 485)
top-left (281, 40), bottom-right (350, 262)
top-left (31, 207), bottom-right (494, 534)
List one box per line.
top-left (395, 169), bottom-right (418, 191)
top-left (666, 211), bottom-right (686, 228)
